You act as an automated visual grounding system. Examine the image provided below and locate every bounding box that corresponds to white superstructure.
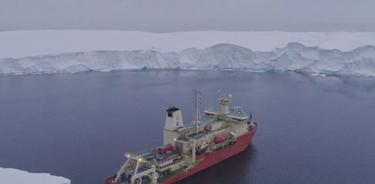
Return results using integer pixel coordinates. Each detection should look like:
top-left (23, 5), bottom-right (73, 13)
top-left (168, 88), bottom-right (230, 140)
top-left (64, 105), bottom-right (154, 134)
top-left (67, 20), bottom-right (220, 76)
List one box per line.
top-left (163, 107), bottom-right (184, 145)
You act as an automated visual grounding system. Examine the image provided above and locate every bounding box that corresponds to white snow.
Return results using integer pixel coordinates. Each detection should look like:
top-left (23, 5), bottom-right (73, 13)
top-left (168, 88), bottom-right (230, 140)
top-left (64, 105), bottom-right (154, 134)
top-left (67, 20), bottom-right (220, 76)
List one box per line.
top-left (1, 30), bottom-right (375, 77)
top-left (0, 167), bottom-right (70, 184)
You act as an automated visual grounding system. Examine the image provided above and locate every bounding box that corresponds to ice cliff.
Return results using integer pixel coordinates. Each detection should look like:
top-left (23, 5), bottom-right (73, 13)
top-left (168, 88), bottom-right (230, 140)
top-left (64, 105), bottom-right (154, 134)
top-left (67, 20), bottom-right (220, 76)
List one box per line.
top-left (1, 42), bottom-right (375, 77)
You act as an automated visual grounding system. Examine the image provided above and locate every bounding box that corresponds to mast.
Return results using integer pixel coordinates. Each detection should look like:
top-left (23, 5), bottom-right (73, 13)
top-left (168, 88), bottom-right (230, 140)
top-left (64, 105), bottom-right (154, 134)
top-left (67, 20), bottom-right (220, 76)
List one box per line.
top-left (193, 89), bottom-right (201, 132)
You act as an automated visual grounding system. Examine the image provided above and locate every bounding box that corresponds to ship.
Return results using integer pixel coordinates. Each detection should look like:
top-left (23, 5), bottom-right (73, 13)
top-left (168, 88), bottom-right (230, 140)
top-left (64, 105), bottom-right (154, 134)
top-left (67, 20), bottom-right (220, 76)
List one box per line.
top-left (105, 90), bottom-right (257, 184)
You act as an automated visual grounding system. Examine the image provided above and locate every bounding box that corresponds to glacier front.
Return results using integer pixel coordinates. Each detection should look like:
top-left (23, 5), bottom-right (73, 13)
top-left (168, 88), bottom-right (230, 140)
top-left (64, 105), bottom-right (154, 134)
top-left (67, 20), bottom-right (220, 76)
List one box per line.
top-left (1, 42), bottom-right (375, 77)
top-left (0, 167), bottom-right (70, 184)
top-left (2, 30), bottom-right (375, 58)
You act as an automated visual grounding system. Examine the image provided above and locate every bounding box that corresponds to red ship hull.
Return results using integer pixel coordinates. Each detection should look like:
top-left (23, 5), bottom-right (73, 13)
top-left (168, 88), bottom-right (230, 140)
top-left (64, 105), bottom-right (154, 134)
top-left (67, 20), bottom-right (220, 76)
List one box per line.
top-left (161, 127), bottom-right (257, 184)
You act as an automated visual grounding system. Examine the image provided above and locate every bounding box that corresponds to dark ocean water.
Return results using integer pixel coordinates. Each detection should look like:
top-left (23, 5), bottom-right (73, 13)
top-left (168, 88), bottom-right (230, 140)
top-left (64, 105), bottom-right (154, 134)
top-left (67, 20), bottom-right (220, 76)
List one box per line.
top-left (1, 71), bottom-right (375, 184)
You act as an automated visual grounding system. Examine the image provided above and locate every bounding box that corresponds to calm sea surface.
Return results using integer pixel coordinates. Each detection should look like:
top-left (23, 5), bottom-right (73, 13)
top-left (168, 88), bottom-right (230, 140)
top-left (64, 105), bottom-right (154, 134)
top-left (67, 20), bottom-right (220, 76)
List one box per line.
top-left (1, 71), bottom-right (375, 184)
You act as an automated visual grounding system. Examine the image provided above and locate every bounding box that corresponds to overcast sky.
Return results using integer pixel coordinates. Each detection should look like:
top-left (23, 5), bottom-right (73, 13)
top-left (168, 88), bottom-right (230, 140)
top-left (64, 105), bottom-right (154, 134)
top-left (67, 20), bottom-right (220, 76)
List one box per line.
top-left (1, 0), bottom-right (375, 32)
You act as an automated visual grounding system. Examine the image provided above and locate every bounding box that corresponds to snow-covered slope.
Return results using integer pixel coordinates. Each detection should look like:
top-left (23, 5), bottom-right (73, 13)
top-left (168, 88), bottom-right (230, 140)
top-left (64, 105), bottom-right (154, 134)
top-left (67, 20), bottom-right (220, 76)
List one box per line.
top-left (0, 167), bottom-right (70, 184)
top-left (2, 42), bottom-right (375, 77)
top-left (2, 30), bottom-right (375, 77)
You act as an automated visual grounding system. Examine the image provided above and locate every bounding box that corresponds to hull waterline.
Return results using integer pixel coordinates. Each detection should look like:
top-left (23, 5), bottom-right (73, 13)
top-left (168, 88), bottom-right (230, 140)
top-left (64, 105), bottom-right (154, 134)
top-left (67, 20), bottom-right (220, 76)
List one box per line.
top-left (161, 128), bottom-right (256, 184)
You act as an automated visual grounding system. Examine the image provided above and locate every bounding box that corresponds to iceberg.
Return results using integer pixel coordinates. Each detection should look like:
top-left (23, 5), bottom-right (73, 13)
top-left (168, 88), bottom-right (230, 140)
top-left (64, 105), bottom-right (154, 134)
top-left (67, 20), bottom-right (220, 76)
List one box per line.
top-left (0, 167), bottom-right (70, 184)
